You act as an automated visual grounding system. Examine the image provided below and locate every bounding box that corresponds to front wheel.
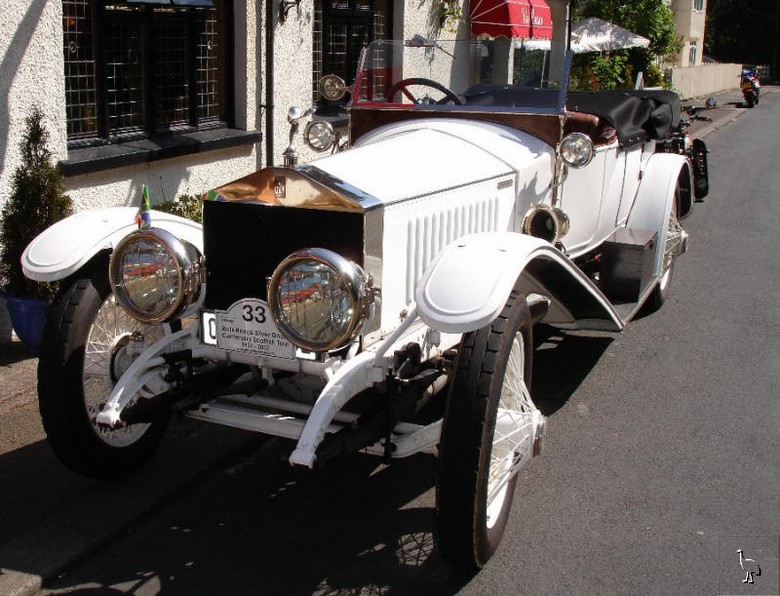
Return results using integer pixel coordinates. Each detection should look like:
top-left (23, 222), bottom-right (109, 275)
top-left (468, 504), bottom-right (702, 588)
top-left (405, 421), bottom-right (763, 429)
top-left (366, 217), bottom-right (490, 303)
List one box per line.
top-left (436, 290), bottom-right (542, 570)
top-left (37, 257), bottom-right (169, 478)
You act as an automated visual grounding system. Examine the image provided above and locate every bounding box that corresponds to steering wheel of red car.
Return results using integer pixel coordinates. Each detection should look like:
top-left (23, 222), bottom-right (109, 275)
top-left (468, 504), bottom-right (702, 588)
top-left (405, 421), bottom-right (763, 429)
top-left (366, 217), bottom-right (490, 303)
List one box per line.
top-left (386, 78), bottom-right (463, 105)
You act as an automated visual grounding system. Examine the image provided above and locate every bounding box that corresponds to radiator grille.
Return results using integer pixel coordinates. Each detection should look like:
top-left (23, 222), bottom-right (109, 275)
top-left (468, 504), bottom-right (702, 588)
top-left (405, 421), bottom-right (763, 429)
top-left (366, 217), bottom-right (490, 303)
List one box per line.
top-left (405, 196), bottom-right (502, 304)
top-left (203, 201), bottom-right (364, 311)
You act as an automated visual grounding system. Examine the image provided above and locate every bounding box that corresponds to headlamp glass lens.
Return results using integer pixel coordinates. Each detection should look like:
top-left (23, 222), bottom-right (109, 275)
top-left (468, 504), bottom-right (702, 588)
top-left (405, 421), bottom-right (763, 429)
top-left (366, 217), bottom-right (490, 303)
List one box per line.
top-left (274, 258), bottom-right (354, 349)
top-left (269, 249), bottom-right (371, 352)
top-left (305, 121), bottom-right (336, 152)
top-left (560, 133), bottom-right (594, 167)
top-left (109, 229), bottom-right (200, 324)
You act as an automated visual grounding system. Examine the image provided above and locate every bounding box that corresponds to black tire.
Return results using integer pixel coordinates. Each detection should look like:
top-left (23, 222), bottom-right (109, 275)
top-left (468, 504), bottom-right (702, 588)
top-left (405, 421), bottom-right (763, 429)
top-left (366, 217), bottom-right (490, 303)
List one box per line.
top-left (437, 290), bottom-right (537, 570)
top-left (37, 257), bottom-right (168, 478)
top-left (692, 139), bottom-right (709, 201)
top-left (645, 181), bottom-right (684, 312)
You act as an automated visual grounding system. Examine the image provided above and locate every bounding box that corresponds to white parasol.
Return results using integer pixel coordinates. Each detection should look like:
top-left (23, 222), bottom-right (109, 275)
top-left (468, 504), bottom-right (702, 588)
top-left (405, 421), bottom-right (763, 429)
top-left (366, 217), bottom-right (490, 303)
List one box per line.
top-left (570, 17), bottom-right (650, 53)
top-left (515, 17), bottom-right (651, 53)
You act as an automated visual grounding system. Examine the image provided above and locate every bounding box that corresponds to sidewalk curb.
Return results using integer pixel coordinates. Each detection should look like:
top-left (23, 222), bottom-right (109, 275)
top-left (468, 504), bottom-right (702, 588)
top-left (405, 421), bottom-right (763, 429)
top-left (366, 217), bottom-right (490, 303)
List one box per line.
top-left (691, 86), bottom-right (778, 139)
top-left (695, 108), bottom-right (744, 140)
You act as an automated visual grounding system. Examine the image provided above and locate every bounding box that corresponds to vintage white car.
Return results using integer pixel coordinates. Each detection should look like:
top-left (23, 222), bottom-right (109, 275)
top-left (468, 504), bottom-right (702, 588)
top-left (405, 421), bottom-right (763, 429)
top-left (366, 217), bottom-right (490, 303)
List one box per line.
top-left (23, 31), bottom-right (704, 569)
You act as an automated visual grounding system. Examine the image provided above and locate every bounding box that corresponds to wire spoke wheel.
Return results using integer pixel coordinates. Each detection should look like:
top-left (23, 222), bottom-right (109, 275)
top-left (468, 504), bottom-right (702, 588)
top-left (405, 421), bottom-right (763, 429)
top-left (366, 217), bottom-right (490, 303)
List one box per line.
top-left (437, 290), bottom-right (543, 570)
top-left (662, 204), bottom-right (683, 277)
top-left (645, 178), bottom-right (686, 311)
top-left (82, 294), bottom-right (161, 447)
top-left (37, 258), bottom-right (169, 478)
top-left (486, 332), bottom-right (536, 528)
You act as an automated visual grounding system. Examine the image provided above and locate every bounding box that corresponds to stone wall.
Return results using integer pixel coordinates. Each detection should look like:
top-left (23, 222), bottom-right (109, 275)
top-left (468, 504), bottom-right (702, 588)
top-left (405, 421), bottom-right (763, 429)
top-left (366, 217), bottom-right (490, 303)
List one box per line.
top-left (668, 63), bottom-right (743, 99)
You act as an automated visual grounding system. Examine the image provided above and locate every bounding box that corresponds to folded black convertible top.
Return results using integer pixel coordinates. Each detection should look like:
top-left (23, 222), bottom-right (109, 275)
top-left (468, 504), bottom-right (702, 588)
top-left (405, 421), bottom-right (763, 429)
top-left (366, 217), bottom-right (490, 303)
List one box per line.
top-left (566, 90), bottom-right (681, 146)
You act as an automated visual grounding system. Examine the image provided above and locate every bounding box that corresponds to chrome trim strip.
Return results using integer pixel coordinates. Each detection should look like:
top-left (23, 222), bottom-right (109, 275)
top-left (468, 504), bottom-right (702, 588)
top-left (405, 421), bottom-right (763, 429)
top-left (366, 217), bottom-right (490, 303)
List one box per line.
top-left (295, 164), bottom-right (384, 338)
top-left (297, 165), bottom-right (384, 210)
top-left (363, 206), bottom-right (383, 336)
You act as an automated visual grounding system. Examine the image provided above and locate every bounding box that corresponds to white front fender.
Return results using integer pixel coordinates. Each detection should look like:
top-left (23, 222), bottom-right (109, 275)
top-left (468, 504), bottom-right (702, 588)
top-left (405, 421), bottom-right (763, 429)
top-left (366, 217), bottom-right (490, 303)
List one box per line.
top-left (22, 207), bottom-right (203, 282)
top-left (416, 232), bottom-right (624, 333)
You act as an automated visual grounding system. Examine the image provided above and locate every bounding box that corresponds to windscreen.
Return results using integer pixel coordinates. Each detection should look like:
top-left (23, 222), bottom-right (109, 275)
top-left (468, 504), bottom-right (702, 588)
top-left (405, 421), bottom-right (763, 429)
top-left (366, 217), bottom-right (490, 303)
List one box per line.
top-left (352, 37), bottom-right (570, 114)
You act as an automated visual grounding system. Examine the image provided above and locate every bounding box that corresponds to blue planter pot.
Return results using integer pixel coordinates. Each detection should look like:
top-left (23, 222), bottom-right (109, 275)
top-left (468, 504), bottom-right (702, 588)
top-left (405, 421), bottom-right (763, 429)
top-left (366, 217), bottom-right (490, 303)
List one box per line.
top-left (3, 293), bottom-right (50, 355)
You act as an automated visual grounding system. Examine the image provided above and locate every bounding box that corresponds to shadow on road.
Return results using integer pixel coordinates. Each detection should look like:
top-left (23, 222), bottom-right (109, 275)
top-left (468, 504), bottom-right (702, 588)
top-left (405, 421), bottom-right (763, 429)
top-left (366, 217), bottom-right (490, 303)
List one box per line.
top-left (0, 329), bottom-right (615, 594)
top-left (532, 325), bottom-right (614, 416)
top-left (41, 442), bottom-right (472, 594)
top-left (0, 340), bottom-right (35, 366)
top-left (0, 439), bottom-right (94, 551)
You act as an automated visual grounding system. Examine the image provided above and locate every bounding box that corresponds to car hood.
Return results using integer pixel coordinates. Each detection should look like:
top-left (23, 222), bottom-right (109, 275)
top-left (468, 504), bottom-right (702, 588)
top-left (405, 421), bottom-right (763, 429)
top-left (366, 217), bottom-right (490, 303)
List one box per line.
top-left (207, 119), bottom-right (555, 212)
top-left (311, 119), bottom-right (555, 206)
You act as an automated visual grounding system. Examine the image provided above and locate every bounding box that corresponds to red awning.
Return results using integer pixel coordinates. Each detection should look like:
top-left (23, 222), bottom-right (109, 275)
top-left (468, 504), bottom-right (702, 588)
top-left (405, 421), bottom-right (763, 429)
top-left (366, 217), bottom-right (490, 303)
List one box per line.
top-left (469, 0), bottom-right (553, 39)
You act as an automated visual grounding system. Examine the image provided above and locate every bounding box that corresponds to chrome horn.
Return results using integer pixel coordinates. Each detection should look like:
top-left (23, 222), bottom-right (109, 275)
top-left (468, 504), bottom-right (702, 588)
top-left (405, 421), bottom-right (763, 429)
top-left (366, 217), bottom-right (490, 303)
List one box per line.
top-left (521, 204), bottom-right (570, 245)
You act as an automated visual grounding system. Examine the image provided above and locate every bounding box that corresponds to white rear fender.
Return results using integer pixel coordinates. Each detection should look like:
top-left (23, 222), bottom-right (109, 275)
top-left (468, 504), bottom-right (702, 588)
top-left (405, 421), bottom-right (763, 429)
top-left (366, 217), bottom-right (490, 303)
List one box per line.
top-left (22, 207), bottom-right (203, 282)
top-left (415, 232), bottom-right (623, 333)
top-left (628, 153), bottom-right (690, 276)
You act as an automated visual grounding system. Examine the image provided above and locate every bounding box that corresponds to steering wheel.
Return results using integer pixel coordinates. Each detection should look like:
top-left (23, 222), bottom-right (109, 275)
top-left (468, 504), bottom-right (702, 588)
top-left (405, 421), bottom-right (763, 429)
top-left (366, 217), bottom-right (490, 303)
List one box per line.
top-left (385, 78), bottom-right (462, 105)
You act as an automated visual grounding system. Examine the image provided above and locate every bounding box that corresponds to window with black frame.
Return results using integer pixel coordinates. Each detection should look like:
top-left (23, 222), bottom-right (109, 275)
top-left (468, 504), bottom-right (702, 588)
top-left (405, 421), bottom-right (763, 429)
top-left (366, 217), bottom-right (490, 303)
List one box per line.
top-left (62, 0), bottom-right (230, 146)
top-left (312, 0), bottom-right (391, 108)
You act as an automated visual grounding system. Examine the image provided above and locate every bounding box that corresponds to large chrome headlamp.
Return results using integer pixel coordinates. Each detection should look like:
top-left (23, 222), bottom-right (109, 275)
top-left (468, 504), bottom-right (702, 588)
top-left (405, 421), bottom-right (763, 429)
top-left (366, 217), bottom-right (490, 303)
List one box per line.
top-left (109, 228), bottom-right (203, 324)
top-left (559, 132), bottom-right (595, 168)
top-left (268, 248), bottom-right (373, 352)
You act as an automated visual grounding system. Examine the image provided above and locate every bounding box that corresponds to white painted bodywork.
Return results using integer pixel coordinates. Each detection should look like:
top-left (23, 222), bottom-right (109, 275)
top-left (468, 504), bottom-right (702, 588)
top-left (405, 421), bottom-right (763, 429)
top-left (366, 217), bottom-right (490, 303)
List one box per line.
top-left (627, 152), bottom-right (690, 277)
top-left (313, 120), bottom-right (556, 337)
top-left (22, 207), bottom-right (203, 282)
top-left (317, 120), bottom-right (555, 204)
top-left (416, 232), bottom-right (622, 333)
top-left (23, 98), bottom-right (690, 472)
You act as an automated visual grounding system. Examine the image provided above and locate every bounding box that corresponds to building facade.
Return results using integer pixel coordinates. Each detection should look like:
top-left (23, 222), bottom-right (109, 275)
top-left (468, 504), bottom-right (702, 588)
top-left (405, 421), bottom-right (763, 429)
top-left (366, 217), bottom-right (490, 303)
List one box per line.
top-left (670, 0), bottom-right (707, 67)
top-left (0, 0), bottom-right (443, 219)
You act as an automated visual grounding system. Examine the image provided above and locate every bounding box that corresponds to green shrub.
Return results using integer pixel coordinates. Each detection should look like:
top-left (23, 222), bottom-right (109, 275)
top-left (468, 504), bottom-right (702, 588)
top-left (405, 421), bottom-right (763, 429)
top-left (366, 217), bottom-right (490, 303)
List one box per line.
top-left (0, 108), bottom-right (73, 299)
top-left (644, 64), bottom-right (666, 88)
top-left (590, 53), bottom-right (629, 90)
top-left (155, 193), bottom-right (203, 224)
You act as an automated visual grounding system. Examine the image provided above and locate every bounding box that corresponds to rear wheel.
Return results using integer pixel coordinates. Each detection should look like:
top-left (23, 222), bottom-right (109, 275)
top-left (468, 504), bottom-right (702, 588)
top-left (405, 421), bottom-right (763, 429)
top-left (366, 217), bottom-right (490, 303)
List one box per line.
top-left (38, 258), bottom-right (168, 478)
top-left (437, 290), bottom-right (541, 570)
top-left (692, 139), bottom-right (709, 201)
top-left (645, 183), bottom-right (684, 312)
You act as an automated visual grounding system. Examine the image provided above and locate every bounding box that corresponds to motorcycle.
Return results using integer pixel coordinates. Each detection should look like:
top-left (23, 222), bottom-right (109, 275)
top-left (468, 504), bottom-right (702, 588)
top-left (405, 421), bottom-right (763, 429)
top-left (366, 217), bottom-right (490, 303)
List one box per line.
top-left (739, 70), bottom-right (760, 108)
top-left (656, 102), bottom-right (713, 201)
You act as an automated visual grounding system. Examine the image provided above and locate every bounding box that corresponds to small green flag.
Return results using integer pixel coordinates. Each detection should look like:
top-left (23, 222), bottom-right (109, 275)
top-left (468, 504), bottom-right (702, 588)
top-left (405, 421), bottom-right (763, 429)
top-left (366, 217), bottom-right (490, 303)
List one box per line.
top-left (135, 185), bottom-right (152, 229)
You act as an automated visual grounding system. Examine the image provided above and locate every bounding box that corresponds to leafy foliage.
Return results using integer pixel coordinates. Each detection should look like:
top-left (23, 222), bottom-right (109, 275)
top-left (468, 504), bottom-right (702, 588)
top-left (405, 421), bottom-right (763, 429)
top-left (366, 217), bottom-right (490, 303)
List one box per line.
top-left (589, 53), bottom-right (630, 90)
top-left (706, 0), bottom-right (778, 71)
top-left (578, 0), bottom-right (679, 90)
top-left (0, 108), bottom-right (73, 299)
top-left (644, 63), bottom-right (666, 88)
top-left (438, 0), bottom-right (462, 34)
top-left (154, 193), bottom-right (203, 224)
top-left (580, 0), bottom-right (678, 57)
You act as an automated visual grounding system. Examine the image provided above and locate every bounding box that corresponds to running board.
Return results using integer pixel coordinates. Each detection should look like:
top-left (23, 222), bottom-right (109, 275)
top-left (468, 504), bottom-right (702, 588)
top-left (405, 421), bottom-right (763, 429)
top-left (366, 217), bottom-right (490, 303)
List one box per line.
top-left (186, 395), bottom-right (440, 460)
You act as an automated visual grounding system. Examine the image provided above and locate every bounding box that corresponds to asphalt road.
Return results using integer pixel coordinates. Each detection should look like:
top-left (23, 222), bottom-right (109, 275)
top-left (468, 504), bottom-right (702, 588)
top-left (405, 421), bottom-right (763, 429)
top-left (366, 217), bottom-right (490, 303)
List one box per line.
top-left (0, 87), bottom-right (777, 596)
